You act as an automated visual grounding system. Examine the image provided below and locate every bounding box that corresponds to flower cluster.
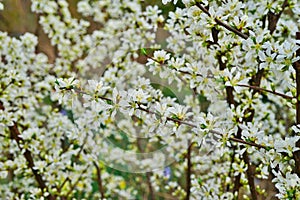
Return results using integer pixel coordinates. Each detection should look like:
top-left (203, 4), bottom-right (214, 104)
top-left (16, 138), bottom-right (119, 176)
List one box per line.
top-left (0, 0), bottom-right (299, 199)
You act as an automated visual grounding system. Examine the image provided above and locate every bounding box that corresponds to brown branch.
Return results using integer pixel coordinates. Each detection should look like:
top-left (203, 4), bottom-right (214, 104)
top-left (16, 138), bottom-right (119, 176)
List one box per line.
top-left (231, 128), bottom-right (243, 196)
top-left (243, 152), bottom-right (257, 200)
top-left (267, 0), bottom-right (289, 34)
top-left (209, 130), bottom-right (268, 150)
top-left (202, 7), bottom-right (260, 196)
top-left (93, 162), bottom-right (105, 199)
top-left (237, 69), bottom-right (266, 200)
top-left (185, 140), bottom-right (192, 200)
top-left (292, 32), bottom-right (300, 176)
top-left (74, 134), bottom-right (88, 160)
top-left (58, 177), bottom-right (70, 193)
top-left (0, 80), bottom-right (14, 96)
top-left (212, 20), bottom-right (242, 195)
top-left (230, 69), bottom-right (264, 200)
top-left (237, 84), bottom-right (293, 100)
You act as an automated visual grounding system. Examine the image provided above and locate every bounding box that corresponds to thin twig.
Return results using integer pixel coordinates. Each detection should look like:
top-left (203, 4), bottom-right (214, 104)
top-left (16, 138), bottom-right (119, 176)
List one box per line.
top-left (237, 84), bottom-right (293, 100)
top-left (0, 80), bottom-right (14, 96)
top-left (58, 177), bottom-right (70, 193)
top-left (65, 165), bottom-right (90, 198)
top-left (209, 130), bottom-right (268, 149)
top-left (139, 104), bottom-right (269, 150)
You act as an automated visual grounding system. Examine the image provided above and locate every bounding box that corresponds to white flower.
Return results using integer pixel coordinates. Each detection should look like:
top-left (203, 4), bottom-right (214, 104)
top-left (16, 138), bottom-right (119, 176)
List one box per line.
top-left (274, 136), bottom-right (300, 157)
top-left (232, 160), bottom-right (248, 176)
top-left (55, 76), bottom-right (79, 90)
top-left (0, 3), bottom-right (4, 10)
top-left (258, 50), bottom-right (276, 69)
top-left (86, 80), bottom-right (109, 96)
top-left (240, 122), bottom-right (264, 142)
top-left (162, 0), bottom-right (178, 5)
top-left (77, 1), bottom-right (92, 15)
top-left (130, 88), bottom-right (150, 104)
top-left (168, 104), bottom-right (192, 120)
top-left (223, 67), bottom-right (249, 93)
top-left (292, 125), bottom-right (300, 133)
top-left (33, 160), bottom-right (47, 172)
top-left (153, 50), bottom-right (170, 63)
top-left (272, 171), bottom-right (300, 199)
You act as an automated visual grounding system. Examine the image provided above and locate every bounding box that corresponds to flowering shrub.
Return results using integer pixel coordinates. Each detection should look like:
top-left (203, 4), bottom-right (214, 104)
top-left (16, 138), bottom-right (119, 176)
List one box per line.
top-left (0, 0), bottom-right (300, 199)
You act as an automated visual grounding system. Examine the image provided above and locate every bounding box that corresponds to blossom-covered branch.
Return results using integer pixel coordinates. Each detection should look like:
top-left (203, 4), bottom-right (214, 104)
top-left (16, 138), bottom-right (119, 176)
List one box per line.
top-left (195, 2), bottom-right (249, 39)
top-left (0, 102), bottom-right (55, 200)
top-left (58, 85), bottom-right (270, 150)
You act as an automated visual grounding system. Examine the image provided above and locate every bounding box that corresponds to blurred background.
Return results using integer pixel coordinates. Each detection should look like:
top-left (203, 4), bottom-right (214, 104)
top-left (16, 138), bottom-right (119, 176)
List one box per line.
top-left (0, 0), bottom-right (180, 63)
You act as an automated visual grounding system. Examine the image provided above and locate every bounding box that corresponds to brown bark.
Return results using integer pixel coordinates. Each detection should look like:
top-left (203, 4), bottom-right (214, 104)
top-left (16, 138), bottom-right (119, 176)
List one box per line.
top-left (292, 32), bottom-right (300, 176)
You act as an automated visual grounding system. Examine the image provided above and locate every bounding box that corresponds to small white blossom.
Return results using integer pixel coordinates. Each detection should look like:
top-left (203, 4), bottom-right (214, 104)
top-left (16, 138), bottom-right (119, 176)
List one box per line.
top-left (162, 0), bottom-right (178, 5)
top-left (274, 136), bottom-right (300, 157)
top-left (153, 50), bottom-right (171, 63)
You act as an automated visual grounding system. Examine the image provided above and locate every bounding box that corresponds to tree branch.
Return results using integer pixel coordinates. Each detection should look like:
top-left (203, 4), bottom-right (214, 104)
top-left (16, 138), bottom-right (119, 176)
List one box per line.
top-left (267, 0), bottom-right (289, 34)
top-left (209, 130), bottom-right (268, 149)
top-left (0, 102), bottom-right (55, 200)
top-left (185, 140), bottom-right (192, 200)
top-left (137, 105), bottom-right (269, 150)
top-left (93, 162), bottom-right (105, 199)
top-left (9, 124), bottom-right (55, 199)
top-left (243, 152), bottom-right (257, 200)
top-left (146, 172), bottom-right (155, 200)
top-left (292, 32), bottom-right (300, 176)
top-left (9, 123), bottom-right (55, 200)
top-left (237, 68), bottom-right (266, 200)
top-left (0, 101), bottom-right (55, 200)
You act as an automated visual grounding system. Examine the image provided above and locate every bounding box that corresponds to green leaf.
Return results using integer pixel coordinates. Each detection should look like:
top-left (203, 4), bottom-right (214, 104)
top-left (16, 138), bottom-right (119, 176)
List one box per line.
top-left (200, 124), bottom-right (207, 129)
top-left (198, 177), bottom-right (203, 185)
top-left (270, 83), bottom-right (275, 92)
top-left (140, 48), bottom-right (147, 55)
